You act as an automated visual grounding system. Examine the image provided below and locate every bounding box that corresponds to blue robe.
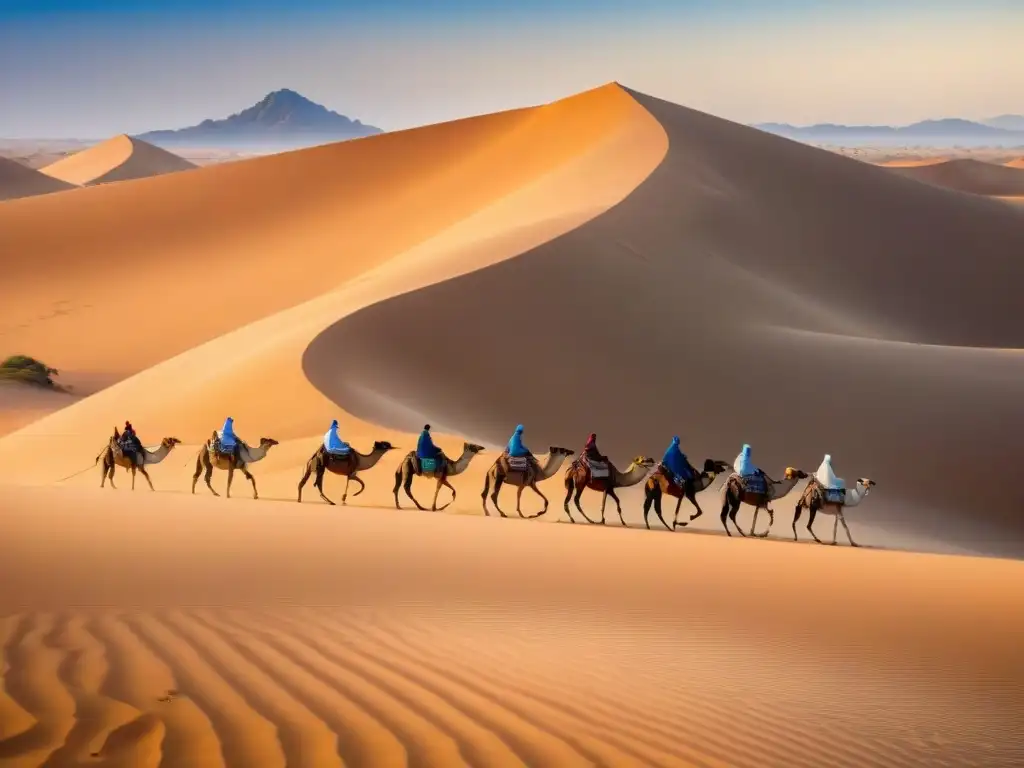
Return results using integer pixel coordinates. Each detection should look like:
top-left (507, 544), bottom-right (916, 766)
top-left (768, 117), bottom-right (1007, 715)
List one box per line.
top-left (507, 425), bottom-right (530, 457)
top-left (218, 417), bottom-right (237, 450)
top-left (733, 444), bottom-right (759, 476)
top-left (324, 420), bottom-right (350, 454)
top-left (662, 437), bottom-right (693, 481)
top-left (417, 430), bottom-right (440, 459)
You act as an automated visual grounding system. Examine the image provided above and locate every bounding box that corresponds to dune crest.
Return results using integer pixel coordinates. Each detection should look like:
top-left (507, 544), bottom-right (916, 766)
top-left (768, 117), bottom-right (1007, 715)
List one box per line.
top-left (886, 157), bottom-right (1024, 195)
top-left (0, 156), bottom-right (76, 201)
top-left (38, 134), bottom-right (197, 186)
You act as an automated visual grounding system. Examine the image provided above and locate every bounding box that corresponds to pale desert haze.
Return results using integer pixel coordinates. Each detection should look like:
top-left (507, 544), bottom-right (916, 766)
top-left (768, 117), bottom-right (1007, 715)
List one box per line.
top-left (2, 70), bottom-right (1024, 768)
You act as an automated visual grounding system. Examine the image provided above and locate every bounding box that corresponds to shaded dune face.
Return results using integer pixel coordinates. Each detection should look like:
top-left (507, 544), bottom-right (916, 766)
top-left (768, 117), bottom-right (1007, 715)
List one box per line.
top-left (307, 90), bottom-right (1024, 556)
top-left (0, 157), bottom-right (76, 201)
top-left (37, 135), bottom-right (197, 186)
top-left (887, 158), bottom-right (1024, 196)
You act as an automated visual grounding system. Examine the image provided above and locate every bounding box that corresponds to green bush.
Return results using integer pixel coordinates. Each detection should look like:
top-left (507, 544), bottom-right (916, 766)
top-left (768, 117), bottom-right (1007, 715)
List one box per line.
top-left (0, 355), bottom-right (59, 387)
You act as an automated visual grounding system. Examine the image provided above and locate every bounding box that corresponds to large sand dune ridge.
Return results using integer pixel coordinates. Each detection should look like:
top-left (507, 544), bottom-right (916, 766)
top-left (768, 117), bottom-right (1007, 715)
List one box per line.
top-left (38, 134), bottom-right (197, 187)
top-left (885, 157), bottom-right (1024, 195)
top-left (2, 84), bottom-right (1023, 766)
top-left (0, 157), bottom-right (76, 202)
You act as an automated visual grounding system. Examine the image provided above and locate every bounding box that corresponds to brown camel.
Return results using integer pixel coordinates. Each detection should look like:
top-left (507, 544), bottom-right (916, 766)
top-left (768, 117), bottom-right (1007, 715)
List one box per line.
top-left (481, 447), bottom-right (575, 518)
top-left (562, 455), bottom-right (655, 525)
top-left (793, 478), bottom-right (876, 546)
top-left (720, 467), bottom-right (809, 537)
top-left (642, 458), bottom-right (733, 531)
top-left (296, 440), bottom-right (395, 505)
top-left (393, 442), bottom-right (485, 511)
top-left (191, 434), bottom-right (279, 499)
top-left (96, 429), bottom-right (182, 490)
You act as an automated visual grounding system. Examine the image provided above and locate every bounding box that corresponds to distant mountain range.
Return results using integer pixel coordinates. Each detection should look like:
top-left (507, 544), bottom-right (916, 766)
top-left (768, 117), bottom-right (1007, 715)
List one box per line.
top-left (754, 116), bottom-right (1024, 147)
top-left (136, 89), bottom-right (383, 149)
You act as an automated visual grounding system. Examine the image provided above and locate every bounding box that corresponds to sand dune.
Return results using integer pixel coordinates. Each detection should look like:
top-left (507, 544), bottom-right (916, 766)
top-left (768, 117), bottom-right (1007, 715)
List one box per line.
top-left (0, 157), bottom-right (76, 202)
top-left (3, 83), bottom-right (1024, 765)
top-left (1006, 157), bottom-right (1024, 169)
top-left (38, 134), bottom-right (197, 187)
top-left (885, 157), bottom-right (1024, 195)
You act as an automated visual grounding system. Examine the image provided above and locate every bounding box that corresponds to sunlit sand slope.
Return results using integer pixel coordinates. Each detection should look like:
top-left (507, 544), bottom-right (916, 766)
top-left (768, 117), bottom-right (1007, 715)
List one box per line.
top-left (311, 88), bottom-right (1024, 556)
top-left (37, 135), bottom-right (197, 187)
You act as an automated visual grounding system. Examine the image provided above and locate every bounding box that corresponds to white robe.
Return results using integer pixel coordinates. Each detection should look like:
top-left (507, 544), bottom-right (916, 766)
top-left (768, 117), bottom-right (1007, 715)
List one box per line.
top-left (815, 454), bottom-right (845, 490)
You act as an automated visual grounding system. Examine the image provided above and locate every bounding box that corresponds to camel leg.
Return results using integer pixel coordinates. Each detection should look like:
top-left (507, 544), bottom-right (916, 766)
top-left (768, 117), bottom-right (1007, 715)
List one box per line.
top-left (435, 478), bottom-right (457, 511)
top-left (806, 505), bottom-right (823, 543)
top-left (239, 465), bottom-right (258, 500)
top-left (720, 497), bottom-right (731, 535)
top-left (728, 500), bottom-right (746, 537)
top-left (650, 493), bottom-right (672, 532)
top-left (562, 477), bottom-right (575, 522)
top-left (138, 464), bottom-right (155, 491)
top-left (515, 486), bottom-right (526, 518)
top-left (314, 466), bottom-right (333, 505)
top-left (837, 510), bottom-right (858, 547)
top-left (297, 462), bottom-right (313, 502)
top-left (748, 507), bottom-right (760, 537)
top-left (202, 461), bottom-right (218, 497)
top-left (643, 486), bottom-right (659, 529)
top-left (226, 466), bottom-right (234, 499)
top-left (347, 475), bottom-right (365, 503)
top-left (573, 485), bottom-right (596, 524)
top-left (607, 487), bottom-right (626, 527)
top-left (130, 465), bottom-right (137, 491)
top-left (392, 468), bottom-right (405, 509)
top-left (527, 483), bottom-right (549, 519)
top-left (404, 471), bottom-right (426, 511)
top-left (192, 454), bottom-right (203, 494)
top-left (687, 485), bottom-right (704, 522)
top-left (793, 503), bottom-right (804, 541)
top-left (760, 506), bottom-right (775, 539)
top-left (431, 478), bottom-right (443, 511)
top-left (490, 475), bottom-right (508, 518)
top-left (671, 494), bottom-right (685, 528)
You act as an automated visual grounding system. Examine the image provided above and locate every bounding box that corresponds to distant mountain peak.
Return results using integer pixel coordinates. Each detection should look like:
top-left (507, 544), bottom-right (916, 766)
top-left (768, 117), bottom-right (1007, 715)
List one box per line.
top-left (136, 89), bottom-right (382, 149)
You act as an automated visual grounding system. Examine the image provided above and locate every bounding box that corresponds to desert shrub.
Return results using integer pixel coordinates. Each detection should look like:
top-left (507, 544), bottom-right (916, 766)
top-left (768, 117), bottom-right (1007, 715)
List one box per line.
top-left (0, 355), bottom-right (59, 387)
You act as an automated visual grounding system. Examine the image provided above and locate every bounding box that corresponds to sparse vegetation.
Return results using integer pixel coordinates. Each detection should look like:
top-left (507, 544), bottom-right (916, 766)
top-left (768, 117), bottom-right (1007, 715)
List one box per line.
top-left (0, 355), bottom-right (60, 387)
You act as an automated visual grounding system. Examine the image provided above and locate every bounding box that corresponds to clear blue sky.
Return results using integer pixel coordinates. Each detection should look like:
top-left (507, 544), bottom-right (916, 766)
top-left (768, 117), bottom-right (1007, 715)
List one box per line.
top-left (1, 0), bottom-right (1021, 138)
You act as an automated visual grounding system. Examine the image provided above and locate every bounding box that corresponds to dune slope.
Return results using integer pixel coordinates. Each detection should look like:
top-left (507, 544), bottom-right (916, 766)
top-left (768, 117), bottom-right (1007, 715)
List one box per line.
top-left (886, 157), bottom-right (1024, 195)
top-left (0, 157), bottom-right (75, 202)
top-left (309, 88), bottom-right (1024, 555)
top-left (38, 135), bottom-right (197, 187)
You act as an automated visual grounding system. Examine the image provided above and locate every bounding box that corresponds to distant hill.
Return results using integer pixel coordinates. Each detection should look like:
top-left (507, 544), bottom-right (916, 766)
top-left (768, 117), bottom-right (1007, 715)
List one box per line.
top-left (136, 89), bottom-right (383, 150)
top-left (982, 114), bottom-right (1024, 132)
top-left (754, 118), bottom-right (1024, 147)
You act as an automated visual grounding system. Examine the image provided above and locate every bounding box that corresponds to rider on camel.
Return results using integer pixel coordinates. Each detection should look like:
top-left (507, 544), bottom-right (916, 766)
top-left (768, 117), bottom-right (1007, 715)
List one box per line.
top-left (661, 436), bottom-right (697, 483)
top-left (505, 424), bottom-right (537, 471)
top-left (814, 454), bottom-right (845, 490)
top-left (214, 417), bottom-right (242, 459)
top-left (120, 420), bottom-right (142, 455)
top-left (417, 424), bottom-right (443, 466)
top-left (733, 443), bottom-right (768, 489)
top-left (582, 433), bottom-right (607, 464)
top-left (323, 419), bottom-right (351, 455)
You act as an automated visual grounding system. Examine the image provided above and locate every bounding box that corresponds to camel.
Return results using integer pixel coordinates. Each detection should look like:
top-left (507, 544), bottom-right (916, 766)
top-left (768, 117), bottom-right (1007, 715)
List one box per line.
top-left (95, 429), bottom-right (182, 490)
top-left (296, 440), bottom-right (396, 505)
top-left (720, 467), bottom-right (808, 537)
top-left (481, 447), bottom-right (575, 518)
top-left (642, 458), bottom-right (733, 531)
top-left (793, 478), bottom-right (876, 546)
top-left (191, 434), bottom-right (279, 499)
top-left (393, 442), bottom-right (486, 511)
top-left (562, 454), bottom-right (655, 525)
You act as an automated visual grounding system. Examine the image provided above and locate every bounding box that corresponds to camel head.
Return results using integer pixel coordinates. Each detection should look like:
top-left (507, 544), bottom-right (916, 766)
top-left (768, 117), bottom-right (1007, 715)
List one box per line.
top-left (631, 455), bottom-right (656, 469)
top-left (783, 467), bottom-right (809, 481)
top-left (548, 446), bottom-right (576, 457)
top-left (857, 478), bottom-right (877, 489)
top-left (464, 442), bottom-right (486, 454)
top-left (372, 440), bottom-right (396, 453)
top-left (703, 459), bottom-right (732, 474)
top-left (162, 437), bottom-right (182, 448)
top-left (258, 437), bottom-right (280, 450)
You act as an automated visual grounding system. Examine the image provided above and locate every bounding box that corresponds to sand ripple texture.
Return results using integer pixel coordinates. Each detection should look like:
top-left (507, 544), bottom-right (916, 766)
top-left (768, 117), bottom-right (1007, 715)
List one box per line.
top-left (1, 604), bottom-right (1021, 768)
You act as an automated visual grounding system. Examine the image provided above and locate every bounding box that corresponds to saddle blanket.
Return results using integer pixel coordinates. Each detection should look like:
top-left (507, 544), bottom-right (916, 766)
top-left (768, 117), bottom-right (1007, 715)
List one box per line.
top-left (507, 456), bottom-right (532, 471)
top-left (659, 463), bottom-right (691, 487)
top-left (583, 458), bottom-right (610, 478)
top-left (326, 448), bottom-right (352, 458)
top-left (741, 474), bottom-right (767, 494)
top-left (824, 488), bottom-right (846, 504)
top-left (419, 457), bottom-right (438, 473)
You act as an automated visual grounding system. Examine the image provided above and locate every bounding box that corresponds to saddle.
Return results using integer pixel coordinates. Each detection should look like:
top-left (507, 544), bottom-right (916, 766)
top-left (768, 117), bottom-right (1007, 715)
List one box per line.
top-left (582, 455), bottom-right (610, 479)
top-left (739, 473), bottom-right (768, 495)
top-left (657, 463), bottom-right (689, 489)
top-left (418, 456), bottom-right (439, 474)
top-left (209, 435), bottom-right (239, 460)
top-left (506, 455), bottom-right (532, 472)
top-left (823, 487), bottom-right (846, 504)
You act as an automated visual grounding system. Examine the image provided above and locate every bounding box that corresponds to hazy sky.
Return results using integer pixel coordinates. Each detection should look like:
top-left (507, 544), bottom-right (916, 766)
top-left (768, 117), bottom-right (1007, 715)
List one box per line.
top-left (1, 0), bottom-right (1022, 138)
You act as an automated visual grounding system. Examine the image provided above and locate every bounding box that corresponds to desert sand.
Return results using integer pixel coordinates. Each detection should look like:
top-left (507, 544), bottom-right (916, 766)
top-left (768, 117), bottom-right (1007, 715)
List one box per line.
top-left (883, 157), bottom-right (1024, 196)
top-left (2, 83), bottom-right (1023, 766)
top-left (38, 135), bottom-right (197, 186)
top-left (0, 157), bottom-right (76, 202)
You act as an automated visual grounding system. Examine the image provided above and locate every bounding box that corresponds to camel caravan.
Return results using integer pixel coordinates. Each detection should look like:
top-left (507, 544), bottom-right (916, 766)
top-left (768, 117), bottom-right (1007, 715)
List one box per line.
top-left (95, 419), bottom-right (875, 546)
